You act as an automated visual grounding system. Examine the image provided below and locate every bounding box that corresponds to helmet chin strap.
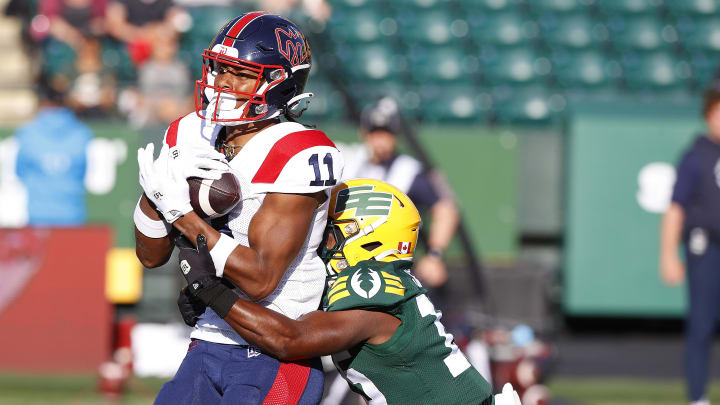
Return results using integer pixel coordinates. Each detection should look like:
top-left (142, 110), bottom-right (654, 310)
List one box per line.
top-left (374, 249), bottom-right (401, 261)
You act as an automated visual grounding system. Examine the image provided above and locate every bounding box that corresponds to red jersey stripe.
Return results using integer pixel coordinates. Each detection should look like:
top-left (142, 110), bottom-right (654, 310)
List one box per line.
top-left (252, 130), bottom-right (336, 184)
top-left (261, 362), bottom-right (311, 405)
top-left (164, 117), bottom-right (182, 148)
top-left (222, 12), bottom-right (267, 46)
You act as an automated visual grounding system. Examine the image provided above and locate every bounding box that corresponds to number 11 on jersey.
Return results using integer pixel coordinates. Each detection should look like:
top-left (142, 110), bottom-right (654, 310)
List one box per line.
top-left (309, 153), bottom-right (337, 186)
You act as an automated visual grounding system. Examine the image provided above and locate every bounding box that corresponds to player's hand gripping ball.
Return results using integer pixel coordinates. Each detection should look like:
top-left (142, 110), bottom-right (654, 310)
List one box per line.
top-left (168, 145), bottom-right (241, 219)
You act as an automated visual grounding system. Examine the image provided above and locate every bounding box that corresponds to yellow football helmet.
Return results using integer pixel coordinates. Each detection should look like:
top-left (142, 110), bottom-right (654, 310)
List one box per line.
top-left (319, 178), bottom-right (421, 274)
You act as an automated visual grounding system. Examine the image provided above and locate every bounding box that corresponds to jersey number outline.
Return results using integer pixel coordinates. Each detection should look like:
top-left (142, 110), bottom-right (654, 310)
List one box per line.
top-left (415, 294), bottom-right (472, 378)
top-left (309, 153), bottom-right (337, 186)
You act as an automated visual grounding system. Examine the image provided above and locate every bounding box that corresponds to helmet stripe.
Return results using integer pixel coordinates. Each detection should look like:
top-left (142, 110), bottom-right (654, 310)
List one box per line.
top-left (222, 12), bottom-right (268, 47)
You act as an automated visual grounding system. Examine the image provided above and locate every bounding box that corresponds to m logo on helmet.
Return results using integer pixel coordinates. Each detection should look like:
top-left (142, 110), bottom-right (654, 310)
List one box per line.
top-left (275, 27), bottom-right (307, 67)
top-left (334, 186), bottom-right (392, 217)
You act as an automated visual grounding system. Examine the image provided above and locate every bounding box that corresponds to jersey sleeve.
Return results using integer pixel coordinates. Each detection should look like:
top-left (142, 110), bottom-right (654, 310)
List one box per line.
top-left (672, 148), bottom-right (701, 208)
top-left (250, 129), bottom-right (345, 194)
top-left (324, 261), bottom-right (423, 313)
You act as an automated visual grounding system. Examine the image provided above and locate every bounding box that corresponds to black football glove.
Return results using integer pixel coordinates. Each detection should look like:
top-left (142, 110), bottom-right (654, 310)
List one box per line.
top-left (176, 234), bottom-right (237, 318)
top-left (177, 286), bottom-right (206, 327)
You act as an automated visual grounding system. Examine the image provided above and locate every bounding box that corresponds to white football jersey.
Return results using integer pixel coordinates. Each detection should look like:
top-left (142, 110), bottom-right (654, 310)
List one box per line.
top-left (163, 112), bottom-right (344, 345)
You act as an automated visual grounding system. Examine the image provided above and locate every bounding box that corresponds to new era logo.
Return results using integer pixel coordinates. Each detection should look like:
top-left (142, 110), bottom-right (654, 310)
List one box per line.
top-left (180, 260), bottom-right (191, 275)
top-left (248, 347), bottom-right (261, 358)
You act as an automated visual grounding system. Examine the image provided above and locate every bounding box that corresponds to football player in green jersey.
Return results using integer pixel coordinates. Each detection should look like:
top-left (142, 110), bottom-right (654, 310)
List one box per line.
top-left (176, 179), bottom-right (521, 405)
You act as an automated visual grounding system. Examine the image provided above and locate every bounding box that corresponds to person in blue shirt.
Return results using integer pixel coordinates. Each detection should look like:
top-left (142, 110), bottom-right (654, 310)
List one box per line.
top-left (660, 83), bottom-right (720, 405)
top-left (15, 82), bottom-right (92, 226)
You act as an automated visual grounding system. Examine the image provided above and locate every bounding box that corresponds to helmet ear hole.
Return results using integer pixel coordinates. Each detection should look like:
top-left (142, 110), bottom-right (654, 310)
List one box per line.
top-left (361, 241), bottom-right (383, 251)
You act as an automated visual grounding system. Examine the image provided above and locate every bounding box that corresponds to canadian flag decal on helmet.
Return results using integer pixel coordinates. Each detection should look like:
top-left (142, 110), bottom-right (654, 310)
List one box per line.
top-left (275, 27), bottom-right (307, 67)
top-left (398, 242), bottom-right (411, 254)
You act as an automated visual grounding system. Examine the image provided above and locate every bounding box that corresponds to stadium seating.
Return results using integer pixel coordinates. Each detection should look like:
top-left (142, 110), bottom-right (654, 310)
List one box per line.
top-left (480, 46), bottom-right (550, 86)
top-left (551, 49), bottom-right (619, 90)
top-left (408, 45), bottom-right (479, 84)
top-left (396, 9), bottom-right (466, 46)
top-left (468, 11), bottom-right (537, 48)
top-left (540, 13), bottom-right (608, 50)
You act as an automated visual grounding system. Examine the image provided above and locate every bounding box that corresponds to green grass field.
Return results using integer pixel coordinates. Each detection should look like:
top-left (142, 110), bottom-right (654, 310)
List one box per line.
top-left (1, 373), bottom-right (720, 404)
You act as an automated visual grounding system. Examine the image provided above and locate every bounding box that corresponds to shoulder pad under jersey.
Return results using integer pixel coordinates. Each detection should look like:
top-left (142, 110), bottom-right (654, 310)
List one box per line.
top-left (323, 260), bottom-right (423, 312)
top-left (243, 123), bottom-right (344, 194)
top-left (162, 112), bottom-right (222, 149)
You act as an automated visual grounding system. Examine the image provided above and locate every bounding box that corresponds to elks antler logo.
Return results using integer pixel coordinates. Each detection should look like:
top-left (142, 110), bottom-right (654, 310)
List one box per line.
top-left (275, 27), bottom-right (307, 67)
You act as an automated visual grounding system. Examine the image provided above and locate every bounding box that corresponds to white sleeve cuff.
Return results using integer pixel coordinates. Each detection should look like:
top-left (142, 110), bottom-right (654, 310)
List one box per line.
top-left (134, 198), bottom-right (171, 238)
top-left (210, 233), bottom-right (240, 277)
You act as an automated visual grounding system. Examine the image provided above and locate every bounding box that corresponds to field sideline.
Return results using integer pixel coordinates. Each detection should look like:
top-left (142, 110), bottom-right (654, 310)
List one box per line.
top-left (1, 373), bottom-right (720, 404)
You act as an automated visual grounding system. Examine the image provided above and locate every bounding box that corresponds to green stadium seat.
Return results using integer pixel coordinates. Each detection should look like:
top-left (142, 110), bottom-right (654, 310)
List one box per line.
top-left (676, 17), bottom-right (720, 53)
top-left (350, 82), bottom-right (420, 116)
top-left (302, 77), bottom-right (346, 122)
top-left (608, 16), bottom-right (671, 52)
top-left (185, 7), bottom-right (243, 44)
top-left (528, 0), bottom-right (588, 14)
top-left (492, 85), bottom-right (567, 123)
top-left (396, 9), bottom-right (466, 46)
top-left (43, 40), bottom-right (75, 78)
top-left (665, 0), bottom-right (719, 17)
top-left (551, 50), bottom-right (619, 89)
top-left (419, 85), bottom-right (489, 123)
top-left (336, 44), bottom-right (407, 82)
top-left (480, 47), bottom-right (550, 86)
top-left (620, 51), bottom-right (692, 91)
top-left (460, 0), bottom-right (524, 13)
top-left (408, 46), bottom-right (478, 84)
top-left (688, 51), bottom-right (720, 90)
top-left (469, 11), bottom-right (536, 48)
top-left (328, 0), bottom-right (386, 10)
top-left (595, 0), bottom-right (661, 16)
top-left (327, 8), bottom-right (391, 43)
top-left (541, 14), bottom-right (608, 50)
top-left (389, 0), bottom-right (454, 11)
top-left (100, 39), bottom-right (136, 83)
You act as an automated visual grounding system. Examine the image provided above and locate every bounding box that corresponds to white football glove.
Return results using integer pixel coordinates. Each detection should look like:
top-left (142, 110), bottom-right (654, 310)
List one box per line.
top-left (494, 383), bottom-right (522, 405)
top-left (138, 143), bottom-right (193, 223)
top-left (168, 144), bottom-right (229, 181)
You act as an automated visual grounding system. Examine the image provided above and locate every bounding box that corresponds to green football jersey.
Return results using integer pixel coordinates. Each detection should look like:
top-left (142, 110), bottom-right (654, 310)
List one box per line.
top-left (322, 260), bottom-right (494, 405)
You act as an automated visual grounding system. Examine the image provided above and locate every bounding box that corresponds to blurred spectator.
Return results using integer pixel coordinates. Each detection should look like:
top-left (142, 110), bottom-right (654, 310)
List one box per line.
top-left (14, 81), bottom-right (92, 226)
top-left (259, 0), bottom-right (330, 23)
top-left (39, 0), bottom-right (107, 50)
top-left (119, 26), bottom-right (191, 127)
top-left (340, 97), bottom-right (460, 288)
top-left (659, 82), bottom-right (720, 405)
top-left (67, 39), bottom-right (116, 118)
top-left (106, 0), bottom-right (185, 66)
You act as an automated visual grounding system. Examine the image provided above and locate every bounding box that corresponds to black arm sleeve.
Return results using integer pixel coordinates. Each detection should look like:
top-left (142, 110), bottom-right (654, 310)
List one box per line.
top-left (407, 171), bottom-right (441, 209)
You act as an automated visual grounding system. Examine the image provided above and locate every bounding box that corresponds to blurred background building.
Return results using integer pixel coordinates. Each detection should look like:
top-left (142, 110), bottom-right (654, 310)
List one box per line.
top-left (0, 0), bottom-right (719, 403)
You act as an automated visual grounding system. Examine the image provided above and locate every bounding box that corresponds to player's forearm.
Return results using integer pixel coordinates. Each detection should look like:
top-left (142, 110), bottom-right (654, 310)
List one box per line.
top-left (223, 300), bottom-right (315, 361)
top-left (223, 301), bottom-right (369, 361)
top-left (428, 199), bottom-right (460, 251)
top-left (173, 213), bottom-right (277, 301)
top-left (134, 194), bottom-right (174, 267)
top-left (660, 203), bottom-right (685, 261)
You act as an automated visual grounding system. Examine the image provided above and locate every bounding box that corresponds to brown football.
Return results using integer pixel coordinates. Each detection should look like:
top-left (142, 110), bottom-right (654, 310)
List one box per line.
top-left (187, 172), bottom-right (241, 219)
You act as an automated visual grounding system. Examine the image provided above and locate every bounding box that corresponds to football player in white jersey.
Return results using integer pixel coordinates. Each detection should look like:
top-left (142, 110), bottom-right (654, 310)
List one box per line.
top-left (132, 12), bottom-right (343, 404)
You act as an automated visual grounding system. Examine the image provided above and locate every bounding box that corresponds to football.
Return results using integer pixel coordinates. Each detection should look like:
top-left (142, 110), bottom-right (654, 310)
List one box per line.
top-left (188, 171), bottom-right (241, 219)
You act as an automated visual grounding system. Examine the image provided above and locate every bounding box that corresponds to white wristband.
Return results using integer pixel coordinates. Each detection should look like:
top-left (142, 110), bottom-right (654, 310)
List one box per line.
top-left (133, 198), bottom-right (171, 238)
top-left (210, 233), bottom-right (240, 277)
